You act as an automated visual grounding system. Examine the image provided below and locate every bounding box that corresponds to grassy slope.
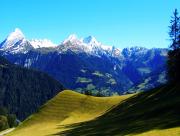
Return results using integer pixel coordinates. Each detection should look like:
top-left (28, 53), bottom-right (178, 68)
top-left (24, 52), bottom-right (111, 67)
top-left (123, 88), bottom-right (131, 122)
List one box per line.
top-left (7, 90), bottom-right (132, 136)
top-left (59, 84), bottom-right (180, 136)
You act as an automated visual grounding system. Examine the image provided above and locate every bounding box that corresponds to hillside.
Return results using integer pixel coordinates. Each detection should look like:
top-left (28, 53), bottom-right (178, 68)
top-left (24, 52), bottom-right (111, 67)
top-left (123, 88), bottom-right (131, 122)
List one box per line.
top-left (59, 84), bottom-right (180, 136)
top-left (6, 84), bottom-right (180, 136)
top-left (0, 56), bottom-right (64, 120)
top-left (6, 90), bottom-right (132, 136)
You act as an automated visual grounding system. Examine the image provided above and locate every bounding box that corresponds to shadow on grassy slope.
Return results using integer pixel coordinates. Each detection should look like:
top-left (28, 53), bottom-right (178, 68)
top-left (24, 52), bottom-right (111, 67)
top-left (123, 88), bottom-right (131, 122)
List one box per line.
top-left (55, 84), bottom-right (180, 136)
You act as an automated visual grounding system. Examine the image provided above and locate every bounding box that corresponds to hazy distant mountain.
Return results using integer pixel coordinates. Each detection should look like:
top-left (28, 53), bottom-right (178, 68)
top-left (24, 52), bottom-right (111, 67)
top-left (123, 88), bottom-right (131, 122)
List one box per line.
top-left (0, 28), bottom-right (168, 95)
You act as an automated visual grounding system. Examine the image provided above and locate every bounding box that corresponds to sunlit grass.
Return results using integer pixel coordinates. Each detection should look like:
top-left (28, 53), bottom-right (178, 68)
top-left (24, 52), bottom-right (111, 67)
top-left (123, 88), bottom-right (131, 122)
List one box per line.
top-left (7, 84), bottom-right (180, 136)
top-left (7, 90), bottom-right (132, 136)
top-left (58, 84), bottom-right (180, 136)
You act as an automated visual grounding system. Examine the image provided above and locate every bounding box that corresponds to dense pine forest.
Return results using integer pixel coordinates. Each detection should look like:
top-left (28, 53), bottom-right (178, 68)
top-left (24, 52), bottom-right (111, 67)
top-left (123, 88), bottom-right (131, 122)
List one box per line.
top-left (0, 57), bottom-right (64, 131)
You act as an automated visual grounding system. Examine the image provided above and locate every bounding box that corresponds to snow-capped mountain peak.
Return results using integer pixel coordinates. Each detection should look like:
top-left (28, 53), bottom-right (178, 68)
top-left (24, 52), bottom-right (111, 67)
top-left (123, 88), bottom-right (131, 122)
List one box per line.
top-left (7, 28), bottom-right (25, 41)
top-left (0, 28), bottom-right (59, 53)
top-left (30, 39), bottom-right (57, 49)
top-left (67, 34), bottom-right (78, 41)
top-left (83, 36), bottom-right (101, 46)
top-left (0, 28), bottom-right (27, 51)
top-left (62, 34), bottom-right (102, 47)
top-left (0, 30), bottom-right (120, 56)
top-left (63, 34), bottom-right (82, 45)
top-left (59, 34), bottom-right (118, 56)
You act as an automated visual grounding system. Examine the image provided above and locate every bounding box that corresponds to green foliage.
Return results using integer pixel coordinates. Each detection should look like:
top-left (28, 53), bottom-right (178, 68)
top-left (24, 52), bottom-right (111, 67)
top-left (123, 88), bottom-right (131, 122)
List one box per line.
top-left (75, 88), bottom-right (83, 93)
top-left (100, 87), bottom-right (111, 96)
top-left (0, 115), bottom-right (9, 131)
top-left (84, 90), bottom-right (92, 96)
top-left (86, 84), bottom-right (96, 90)
top-left (7, 114), bottom-right (18, 128)
top-left (96, 92), bottom-right (104, 97)
top-left (76, 71), bottom-right (118, 96)
top-left (111, 92), bottom-right (119, 96)
top-left (0, 107), bottom-right (18, 131)
top-left (0, 107), bottom-right (8, 116)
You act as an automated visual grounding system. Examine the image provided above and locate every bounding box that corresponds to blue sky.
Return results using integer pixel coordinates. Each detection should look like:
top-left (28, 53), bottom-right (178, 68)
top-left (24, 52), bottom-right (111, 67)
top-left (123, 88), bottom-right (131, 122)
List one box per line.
top-left (0, 0), bottom-right (179, 48)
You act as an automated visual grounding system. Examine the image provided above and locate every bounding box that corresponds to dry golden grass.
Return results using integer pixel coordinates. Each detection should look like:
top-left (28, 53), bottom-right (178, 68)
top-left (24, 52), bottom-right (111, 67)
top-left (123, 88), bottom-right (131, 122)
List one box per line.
top-left (7, 90), bottom-right (131, 136)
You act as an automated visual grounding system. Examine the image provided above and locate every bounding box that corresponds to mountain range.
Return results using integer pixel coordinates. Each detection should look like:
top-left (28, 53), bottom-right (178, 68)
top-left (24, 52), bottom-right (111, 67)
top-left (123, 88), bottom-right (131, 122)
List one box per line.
top-left (0, 28), bottom-right (168, 95)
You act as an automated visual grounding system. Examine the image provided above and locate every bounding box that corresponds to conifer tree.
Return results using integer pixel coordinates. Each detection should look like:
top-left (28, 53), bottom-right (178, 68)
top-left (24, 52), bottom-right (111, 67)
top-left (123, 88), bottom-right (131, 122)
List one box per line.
top-left (169, 9), bottom-right (180, 49)
top-left (168, 9), bottom-right (180, 83)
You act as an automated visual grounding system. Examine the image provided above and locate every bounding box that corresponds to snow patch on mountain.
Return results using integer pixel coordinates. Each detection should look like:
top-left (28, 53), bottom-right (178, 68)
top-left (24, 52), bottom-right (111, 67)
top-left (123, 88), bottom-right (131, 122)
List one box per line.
top-left (63, 34), bottom-right (82, 45)
top-left (61, 34), bottom-right (119, 56)
top-left (0, 28), bottom-right (58, 53)
top-left (0, 29), bottom-right (164, 59)
top-left (0, 28), bottom-right (25, 49)
top-left (83, 36), bottom-right (101, 46)
top-left (30, 39), bottom-right (57, 48)
top-left (7, 28), bottom-right (24, 41)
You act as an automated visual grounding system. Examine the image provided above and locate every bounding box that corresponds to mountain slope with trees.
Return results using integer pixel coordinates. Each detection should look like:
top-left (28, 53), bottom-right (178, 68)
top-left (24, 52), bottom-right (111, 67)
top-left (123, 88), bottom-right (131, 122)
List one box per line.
top-left (0, 56), bottom-right (64, 121)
